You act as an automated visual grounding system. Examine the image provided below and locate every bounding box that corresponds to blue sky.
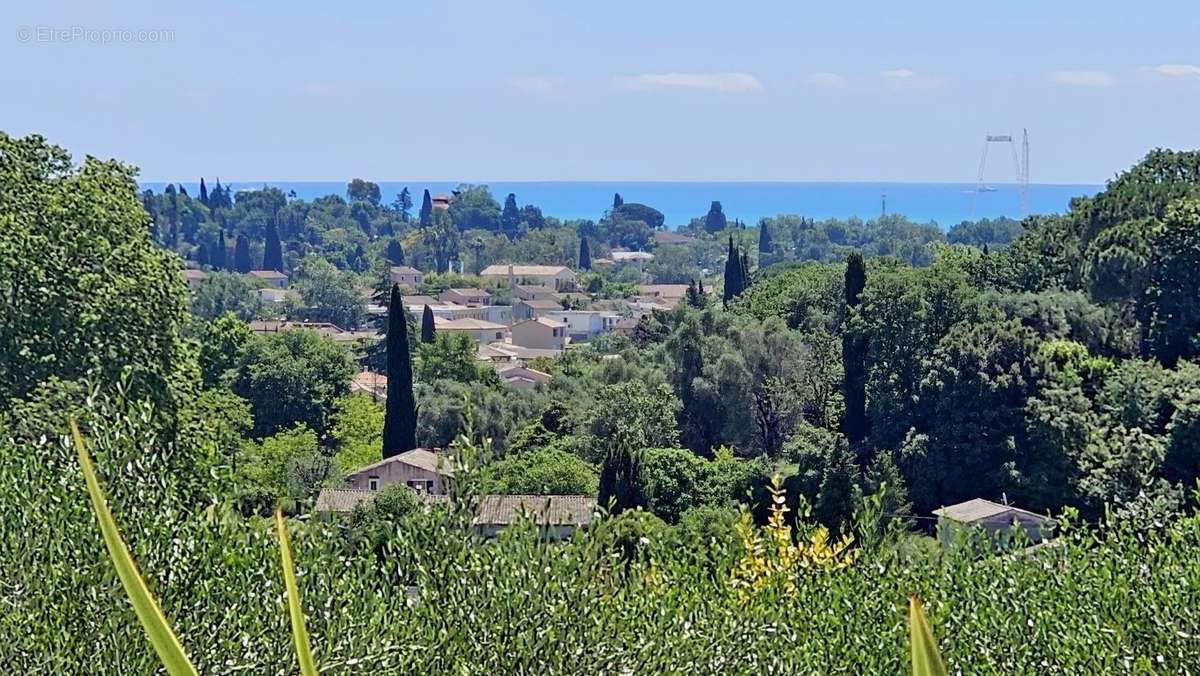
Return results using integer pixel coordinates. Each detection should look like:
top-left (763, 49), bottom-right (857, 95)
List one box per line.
top-left (3, 1), bottom-right (1198, 183)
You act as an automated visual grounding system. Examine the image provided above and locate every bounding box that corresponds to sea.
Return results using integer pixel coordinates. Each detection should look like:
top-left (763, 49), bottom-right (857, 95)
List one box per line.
top-left (139, 181), bottom-right (1103, 230)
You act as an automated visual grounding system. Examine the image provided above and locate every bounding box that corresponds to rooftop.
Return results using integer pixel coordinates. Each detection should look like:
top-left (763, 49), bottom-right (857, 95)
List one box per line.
top-left (436, 318), bottom-right (508, 331)
top-left (519, 299), bottom-right (564, 310)
top-left (346, 448), bottom-right (455, 477)
top-left (248, 269), bottom-right (288, 279)
top-left (480, 264), bottom-right (574, 277)
top-left (473, 495), bottom-right (597, 527)
top-left (390, 265), bottom-right (423, 275)
top-left (933, 498), bottom-right (1050, 524)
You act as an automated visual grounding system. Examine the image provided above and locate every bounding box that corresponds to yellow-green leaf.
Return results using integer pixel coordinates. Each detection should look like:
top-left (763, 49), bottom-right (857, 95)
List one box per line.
top-left (71, 419), bottom-right (199, 676)
top-left (909, 596), bottom-right (948, 676)
top-left (276, 507), bottom-right (318, 676)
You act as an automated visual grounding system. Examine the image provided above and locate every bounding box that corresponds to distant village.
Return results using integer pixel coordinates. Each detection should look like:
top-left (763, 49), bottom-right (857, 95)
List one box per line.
top-left (181, 235), bottom-right (716, 535)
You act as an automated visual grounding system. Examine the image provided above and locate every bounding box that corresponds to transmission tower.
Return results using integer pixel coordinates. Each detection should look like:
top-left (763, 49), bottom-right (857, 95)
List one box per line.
top-left (973, 129), bottom-right (1029, 219)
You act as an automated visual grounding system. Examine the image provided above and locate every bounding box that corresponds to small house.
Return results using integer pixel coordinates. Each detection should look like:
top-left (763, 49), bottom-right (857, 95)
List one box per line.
top-left (510, 317), bottom-right (567, 351)
top-left (435, 317), bottom-right (508, 343)
top-left (933, 498), bottom-right (1055, 551)
top-left (439, 287), bottom-right (491, 307)
top-left (342, 449), bottom-right (455, 494)
top-left (480, 264), bottom-right (577, 291)
top-left (248, 269), bottom-right (289, 289)
top-left (390, 266), bottom-right (425, 287)
top-left (472, 495), bottom-right (596, 539)
top-left (514, 298), bottom-right (564, 321)
top-left (498, 365), bottom-right (552, 390)
top-left (181, 268), bottom-right (207, 290)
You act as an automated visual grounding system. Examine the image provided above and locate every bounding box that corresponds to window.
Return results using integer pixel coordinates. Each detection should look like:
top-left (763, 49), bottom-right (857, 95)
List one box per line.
top-left (496, 332), bottom-right (503, 340)
top-left (368, 476), bottom-right (379, 491)
top-left (425, 480), bottom-right (435, 492)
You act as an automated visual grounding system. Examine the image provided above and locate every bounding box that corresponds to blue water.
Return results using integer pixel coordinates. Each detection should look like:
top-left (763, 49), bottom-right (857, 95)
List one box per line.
top-left (140, 181), bottom-right (1102, 229)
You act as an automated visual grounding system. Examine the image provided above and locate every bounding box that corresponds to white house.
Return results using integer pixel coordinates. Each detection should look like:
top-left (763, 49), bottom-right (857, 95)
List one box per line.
top-left (545, 310), bottom-right (621, 341)
top-left (514, 298), bottom-right (563, 321)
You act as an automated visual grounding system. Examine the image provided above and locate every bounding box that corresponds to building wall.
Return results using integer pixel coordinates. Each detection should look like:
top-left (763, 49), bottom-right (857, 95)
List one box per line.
top-left (390, 272), bottom-right (424, 286)
top-left (345, 461), bottom-right (448, 494)
top-left (511, 322), bottom-right (565, 350)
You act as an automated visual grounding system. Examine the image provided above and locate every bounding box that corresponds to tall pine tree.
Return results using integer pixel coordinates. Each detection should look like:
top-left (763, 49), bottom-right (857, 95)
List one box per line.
top-left (579, 237), bottom-right (592, 270)
top-left (501, 193), bottom-right (521, 238)
top-left (419, 189), bottom-right (433, 227)
top-left (704, 201), bottom-right (728, 233)
top-left (398, 187), bottom-right (413, 222)
top-left (199, 177), bottom-right (209, 206)
top-left (263, 221), bottom-right (284, 272)
top-left (612, 192), bottom-right (624, 210)
top-left (421, 305), bottom-right (436, 343)
top-left (840, 252), bottom-right (869, 448)
top-left (383, 285), bottom-right (418, 457)
top-left (233, 233), bottom-right (252, 273)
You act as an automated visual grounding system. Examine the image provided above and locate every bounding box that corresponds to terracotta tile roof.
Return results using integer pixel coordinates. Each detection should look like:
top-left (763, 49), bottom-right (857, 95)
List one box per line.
top-left (472, 495), bottom-right (597, 527)
top-left (315, 487), bottom-right (449, 513)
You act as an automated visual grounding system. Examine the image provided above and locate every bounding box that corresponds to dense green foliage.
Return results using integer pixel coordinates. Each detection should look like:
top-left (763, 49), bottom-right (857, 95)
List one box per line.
top-left (6, 133), bottom-right (1200, 673)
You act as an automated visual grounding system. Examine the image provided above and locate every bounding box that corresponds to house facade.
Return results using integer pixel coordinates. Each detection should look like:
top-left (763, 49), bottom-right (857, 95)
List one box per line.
top-left (248, 269), bottom-right (289, 288)
top-left (510, 318), bottom-right (567, 350)
top-left (389, 266), bottom-right (425, 287)
top-left (544, 310), bottom-right (620, 342)
top-left (436, 317), bottom-right (509, 343)
top-left (439, 287), bottom-right (491, 306)
top-left (514, 298), bottom-right (563, 321)
top-left (342, 449), bottom-right (454, 494)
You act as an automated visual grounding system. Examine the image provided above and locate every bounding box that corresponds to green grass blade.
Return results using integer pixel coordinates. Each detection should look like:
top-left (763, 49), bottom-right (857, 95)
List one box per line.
top-left (275, 507), bottom-right (318, 676)
top-left (71, 419), bottom-right (199, 676)
top-left (909, 596), bottom-right (948, 676)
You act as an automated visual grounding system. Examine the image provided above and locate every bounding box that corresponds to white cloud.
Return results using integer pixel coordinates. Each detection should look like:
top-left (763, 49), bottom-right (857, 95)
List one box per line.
top-left (1048, 70), bottom-right (1115, 87)
top-left (880, 68), bottom-right (942, 90)
top-left (1152, 63), bottom-right (1200, 79)
top-left (806, 72), bottom-right (848, 89)
top-left (614, 72), bottom-right (764, 94)
top-left (506, 76), bottom-right (560, 95)
top-left (300, 82), bottom-right (339, 97)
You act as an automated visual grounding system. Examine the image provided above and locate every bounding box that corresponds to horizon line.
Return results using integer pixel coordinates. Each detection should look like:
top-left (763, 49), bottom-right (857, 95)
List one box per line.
top-left (138, 178), bottom-right (1106, 187)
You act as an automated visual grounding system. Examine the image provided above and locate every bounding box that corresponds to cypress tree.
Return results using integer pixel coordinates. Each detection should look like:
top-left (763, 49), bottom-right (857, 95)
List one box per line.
top-left (213, 230), bottom-right (227, 270)
top-left (758, 221), bottom-right (772, 254)
top-left (419, 189), bottom-right (433, 227)
top-left (579, 237), bottom-right (592, 270)
top-left (199, 177), bottom-right (209, 206)
top-left (383, 285), bottom-right (418, 457)
top-left (398, 187), bottom-right (413, 222)
top-left (841, 252), bottom-right (869, 448)
top-left (263, 221), bottom-right (284, 272)
top-left (612, 192), bottom-right (624, 210)
top-left (233, 233), bottom-right (252, 273)
top-left (386, 238), bottom-right (406, 266)
top-left (741, 250), bottom-right (752, 291)
top-left (421, 304), bottom-right (436, 343)
top-left (196, 243), bottom-right (209, 267)
top-left (722, 236), bottom-right (742, 305)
